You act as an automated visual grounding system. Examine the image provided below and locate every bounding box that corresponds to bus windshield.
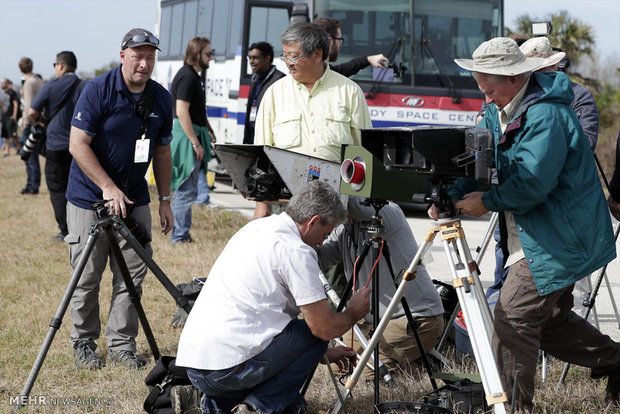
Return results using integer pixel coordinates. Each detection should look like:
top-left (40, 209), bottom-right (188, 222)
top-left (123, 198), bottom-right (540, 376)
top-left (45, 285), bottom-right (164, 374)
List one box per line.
top-left (314, 0), bottom-right (502, 90)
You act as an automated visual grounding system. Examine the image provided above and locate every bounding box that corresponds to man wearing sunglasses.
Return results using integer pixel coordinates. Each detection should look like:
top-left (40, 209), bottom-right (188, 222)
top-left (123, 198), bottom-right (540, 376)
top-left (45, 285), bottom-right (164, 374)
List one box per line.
top-left (66, 28), bottom-right (173, 370)
top-left (253, 22), bottom-right (372, 219)
top-left (169, 37), bottom-right (214, 244)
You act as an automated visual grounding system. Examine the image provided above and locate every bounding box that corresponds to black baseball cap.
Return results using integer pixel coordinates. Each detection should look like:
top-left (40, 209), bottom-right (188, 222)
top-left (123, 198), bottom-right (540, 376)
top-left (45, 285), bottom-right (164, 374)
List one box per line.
top-left (121, 28), bottom-right (160, 50)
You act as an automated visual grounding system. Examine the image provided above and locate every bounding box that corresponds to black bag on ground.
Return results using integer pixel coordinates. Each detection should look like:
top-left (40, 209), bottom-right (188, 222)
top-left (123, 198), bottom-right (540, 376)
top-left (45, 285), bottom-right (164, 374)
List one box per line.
top-left (144, 356), bottom-right (192, 414)
top-left (423, 378), bottom-right (489, 414)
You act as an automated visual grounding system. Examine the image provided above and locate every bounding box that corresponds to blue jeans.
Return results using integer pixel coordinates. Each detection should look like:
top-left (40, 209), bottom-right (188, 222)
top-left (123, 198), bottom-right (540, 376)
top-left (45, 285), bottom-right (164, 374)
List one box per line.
top-left (171, 162), bottom-right (201, 243)
top-left (22, 126), bottom-right (41, 191)
top-left (487, 225), bottom-right (509, 298)
top-left (195, 171), bottom-right (210, 205)
top-left (186, 319), bottom-right (327, 414)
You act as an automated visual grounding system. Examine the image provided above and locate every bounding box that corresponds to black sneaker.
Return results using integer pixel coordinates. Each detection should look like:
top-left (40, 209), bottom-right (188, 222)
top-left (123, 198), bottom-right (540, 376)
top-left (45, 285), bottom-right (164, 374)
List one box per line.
top-left (51, 232), bottom-right (67, 242)
top-left (73, 342), bottom-right (103, 370)
top-left (107, 349), bottom-right (146, 369)
top-left (171, 384), bottom-right (202, 414)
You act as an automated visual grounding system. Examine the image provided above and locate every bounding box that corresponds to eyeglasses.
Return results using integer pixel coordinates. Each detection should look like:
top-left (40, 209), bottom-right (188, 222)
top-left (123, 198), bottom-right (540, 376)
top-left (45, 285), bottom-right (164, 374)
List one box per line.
top-left (280, 54), bottom-right (306, 64)
top-left (122, 33), bottom-right (160, 50)
top-left (248, 55), bottom-right (264, 61)
top-left (332, 37), bottom-right (344, 44)
top-left (206, 50), bottom-right (215, 57)
top-left (52, 62), bottom-right (61, 68)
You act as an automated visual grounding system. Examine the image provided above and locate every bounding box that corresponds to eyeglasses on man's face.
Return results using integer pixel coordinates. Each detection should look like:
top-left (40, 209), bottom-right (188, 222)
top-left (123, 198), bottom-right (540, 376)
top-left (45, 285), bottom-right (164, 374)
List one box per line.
top-left (122, 33), bottom-right (160, 50)
top-left (248, 54), bottom-right (264, 61)
top-left (332, 37), bottom-right (344, 44)
top-left (52, 62), bottom-right (61, 68)
top-left (280, 54), bottom-right (306, 64)
top-left (206, 50), bottom-right (215, 57)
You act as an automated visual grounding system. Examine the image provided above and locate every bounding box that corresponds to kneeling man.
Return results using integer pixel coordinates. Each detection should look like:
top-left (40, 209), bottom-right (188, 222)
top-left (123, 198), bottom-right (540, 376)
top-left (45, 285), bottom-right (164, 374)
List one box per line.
top-left (177, 181), bottom-right (371, 414)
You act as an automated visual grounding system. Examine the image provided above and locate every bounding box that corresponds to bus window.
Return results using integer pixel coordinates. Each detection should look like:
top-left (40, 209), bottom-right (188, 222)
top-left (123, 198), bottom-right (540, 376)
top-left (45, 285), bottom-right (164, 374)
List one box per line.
top-left (197, 0), bottom-right (214, 40)
top-left (181, 0), bottom-right (198, 50)
top-left (246, 6), bottom-right (291, 76)
top-left (413, 0), bottom-right (501, 89)
top-left (315, 0), bottom-right (412, 84)
top-left (159, 5), bottom-right (173, 57)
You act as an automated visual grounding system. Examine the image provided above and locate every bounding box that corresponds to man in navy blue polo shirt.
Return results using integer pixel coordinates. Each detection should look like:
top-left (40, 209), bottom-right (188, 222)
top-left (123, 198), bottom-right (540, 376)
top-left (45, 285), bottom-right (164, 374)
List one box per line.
top-left (29, 51), bottom-right (85, 242)
top-left (66, 28), bottom-right (173, 370)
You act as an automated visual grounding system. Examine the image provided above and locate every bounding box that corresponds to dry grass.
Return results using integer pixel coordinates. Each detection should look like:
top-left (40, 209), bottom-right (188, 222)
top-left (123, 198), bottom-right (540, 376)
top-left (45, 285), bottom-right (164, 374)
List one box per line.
top-left (0, 153), bottom-right (618, 414)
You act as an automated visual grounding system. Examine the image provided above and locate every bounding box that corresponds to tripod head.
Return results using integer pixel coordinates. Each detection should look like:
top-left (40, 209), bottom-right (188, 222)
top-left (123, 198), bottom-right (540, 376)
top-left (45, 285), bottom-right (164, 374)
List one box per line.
top-left (92, 200), bottom-right (114, 220)
top-left (414, 178), bottom-right (457, 219)
top-left (360, 198), bottom-right (388, 236)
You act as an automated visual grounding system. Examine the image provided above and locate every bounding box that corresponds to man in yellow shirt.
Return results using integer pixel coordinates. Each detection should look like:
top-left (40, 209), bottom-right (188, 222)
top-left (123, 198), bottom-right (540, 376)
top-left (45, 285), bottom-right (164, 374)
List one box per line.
top-left (253, 22), bottom-right (372, 218)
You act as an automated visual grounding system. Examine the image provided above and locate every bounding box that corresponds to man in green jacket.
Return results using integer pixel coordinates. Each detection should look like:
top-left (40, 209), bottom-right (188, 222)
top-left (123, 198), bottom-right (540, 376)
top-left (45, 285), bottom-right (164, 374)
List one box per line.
top-left (431, 37), bottom-right (618, 411)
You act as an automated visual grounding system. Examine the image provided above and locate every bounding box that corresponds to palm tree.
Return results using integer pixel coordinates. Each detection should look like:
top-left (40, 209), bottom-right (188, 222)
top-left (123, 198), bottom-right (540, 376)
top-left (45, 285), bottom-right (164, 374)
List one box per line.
top-left (508, 10), bottom-right (595, 70)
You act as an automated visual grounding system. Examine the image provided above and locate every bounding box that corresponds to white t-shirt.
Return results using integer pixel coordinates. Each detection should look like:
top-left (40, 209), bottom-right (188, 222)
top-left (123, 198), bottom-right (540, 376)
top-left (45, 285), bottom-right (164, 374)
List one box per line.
top-left (176, 213), bottom-right (327, 370)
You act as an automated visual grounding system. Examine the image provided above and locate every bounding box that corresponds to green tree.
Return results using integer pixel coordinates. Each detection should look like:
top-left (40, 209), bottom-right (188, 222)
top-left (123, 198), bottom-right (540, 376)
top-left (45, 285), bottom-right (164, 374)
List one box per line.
top-left (508, 10), bottom-right (595, 69)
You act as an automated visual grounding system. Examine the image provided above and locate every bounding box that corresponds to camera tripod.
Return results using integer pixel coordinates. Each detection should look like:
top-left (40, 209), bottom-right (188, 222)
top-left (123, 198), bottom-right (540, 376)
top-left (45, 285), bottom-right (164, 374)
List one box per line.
top-left (326, 198), bottom-right (440, 412)
top-left (16, 201), bottom-right (191, 410)
top-left (330, 196), bottom-right (507, 414)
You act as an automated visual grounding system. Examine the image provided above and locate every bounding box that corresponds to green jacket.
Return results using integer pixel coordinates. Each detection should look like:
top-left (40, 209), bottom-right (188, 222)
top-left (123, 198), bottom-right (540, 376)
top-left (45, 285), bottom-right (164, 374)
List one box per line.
top-left (170, 119), bottom-right (211, 191)
top-left (451, 72), bottom-right (615, 295)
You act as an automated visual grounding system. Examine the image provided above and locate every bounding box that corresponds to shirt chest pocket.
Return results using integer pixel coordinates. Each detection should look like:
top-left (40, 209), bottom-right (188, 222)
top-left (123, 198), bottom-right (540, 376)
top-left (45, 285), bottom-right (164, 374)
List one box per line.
top-left (273, 112), bottom-right (301, 149)
top-left (323, 111), bottom-right (353, 147)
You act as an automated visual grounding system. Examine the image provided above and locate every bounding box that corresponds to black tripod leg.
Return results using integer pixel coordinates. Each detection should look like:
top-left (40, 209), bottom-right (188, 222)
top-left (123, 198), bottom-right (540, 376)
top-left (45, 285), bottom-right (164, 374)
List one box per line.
top-left (115, 220), bottom-right (191, 314)
top-left (382, 242), bottom-right (438, 390)
top-left (103, 227), bottom-right (160, 361)
top-left (16, 226), bottom-right (102, 410)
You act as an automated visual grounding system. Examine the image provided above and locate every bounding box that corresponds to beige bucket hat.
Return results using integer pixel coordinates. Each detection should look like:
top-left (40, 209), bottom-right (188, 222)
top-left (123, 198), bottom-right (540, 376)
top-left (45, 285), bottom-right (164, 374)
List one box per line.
top-left (454, 37), bottom-right (545, 76)
top-left (519, 37), bottom-right (566, 68)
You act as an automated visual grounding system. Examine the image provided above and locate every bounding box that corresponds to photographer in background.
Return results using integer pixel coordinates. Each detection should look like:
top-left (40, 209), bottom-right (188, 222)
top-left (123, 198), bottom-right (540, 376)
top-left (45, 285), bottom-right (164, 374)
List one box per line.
top-left (66, 28), bottom-right (173, 370)
top-left (28, 51), bottom-right (85, 242)
top-left (432, 37), bottom-right (618, 411)
top-left (316, 197), bottom-right (444, 379)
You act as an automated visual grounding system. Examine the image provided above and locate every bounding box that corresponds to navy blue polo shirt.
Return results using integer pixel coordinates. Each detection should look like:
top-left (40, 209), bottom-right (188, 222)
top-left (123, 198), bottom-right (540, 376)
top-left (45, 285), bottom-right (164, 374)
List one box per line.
top-left (30, 73), bottom-right (85, 151)
top-left (67, 65), bottom-right (172, 209)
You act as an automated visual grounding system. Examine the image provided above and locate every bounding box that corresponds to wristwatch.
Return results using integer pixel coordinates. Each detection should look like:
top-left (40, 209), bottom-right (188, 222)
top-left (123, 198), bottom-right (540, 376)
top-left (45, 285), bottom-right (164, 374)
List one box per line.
top-left (158, 195), bottom-right (172, 202)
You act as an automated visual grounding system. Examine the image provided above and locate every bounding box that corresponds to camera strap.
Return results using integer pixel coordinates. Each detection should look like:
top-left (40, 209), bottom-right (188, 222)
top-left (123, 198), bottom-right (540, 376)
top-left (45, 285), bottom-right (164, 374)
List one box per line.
top-left (45, 76), bottom-right (81, 126)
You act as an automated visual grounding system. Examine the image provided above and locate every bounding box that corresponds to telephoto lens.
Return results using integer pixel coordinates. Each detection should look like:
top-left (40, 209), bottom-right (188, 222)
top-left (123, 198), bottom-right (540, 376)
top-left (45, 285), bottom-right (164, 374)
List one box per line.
top-left (21, 125), bottom-right (46, 161)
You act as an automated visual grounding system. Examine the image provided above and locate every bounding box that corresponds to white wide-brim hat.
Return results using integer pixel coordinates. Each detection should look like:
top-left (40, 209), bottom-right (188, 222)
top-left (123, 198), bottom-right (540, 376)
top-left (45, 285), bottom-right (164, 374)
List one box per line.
top-left (519, 37), bottom-right (566, 68)
top-left (454, 37), bottom-right (545, 76)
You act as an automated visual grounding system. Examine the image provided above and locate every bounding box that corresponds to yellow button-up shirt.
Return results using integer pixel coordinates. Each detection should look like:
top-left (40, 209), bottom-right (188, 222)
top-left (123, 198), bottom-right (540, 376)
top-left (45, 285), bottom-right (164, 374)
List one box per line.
top-left (254, 64), bottom-right (372, 163)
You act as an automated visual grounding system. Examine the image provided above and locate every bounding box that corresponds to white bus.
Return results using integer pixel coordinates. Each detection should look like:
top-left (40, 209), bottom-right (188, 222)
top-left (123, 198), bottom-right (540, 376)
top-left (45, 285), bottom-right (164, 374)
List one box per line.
top-left (154, 0), bottom-right (503, 144)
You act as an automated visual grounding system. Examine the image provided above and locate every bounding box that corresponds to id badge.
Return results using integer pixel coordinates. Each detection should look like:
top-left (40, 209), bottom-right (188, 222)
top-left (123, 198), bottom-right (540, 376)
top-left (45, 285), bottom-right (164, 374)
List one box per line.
top-left (249, 105), bottom-right (257, 122)
top-left (134, 139), bottom-right (150, 163)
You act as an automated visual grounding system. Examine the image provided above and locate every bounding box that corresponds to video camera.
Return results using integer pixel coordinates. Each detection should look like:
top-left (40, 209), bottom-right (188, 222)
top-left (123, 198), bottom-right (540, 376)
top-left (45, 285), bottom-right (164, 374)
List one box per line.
top-left (339, 126), bottom-right (493, 203)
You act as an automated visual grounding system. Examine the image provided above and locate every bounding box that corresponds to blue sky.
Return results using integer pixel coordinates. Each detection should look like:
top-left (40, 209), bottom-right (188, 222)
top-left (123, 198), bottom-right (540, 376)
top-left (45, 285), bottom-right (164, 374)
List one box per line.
top-left (0, 0), bottom-right (617, 84)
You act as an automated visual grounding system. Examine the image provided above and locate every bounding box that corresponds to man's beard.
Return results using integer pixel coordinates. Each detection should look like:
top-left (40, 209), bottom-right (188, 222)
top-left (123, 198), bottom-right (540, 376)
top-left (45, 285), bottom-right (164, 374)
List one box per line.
top-left (199, 57), bottom-right (210, 70)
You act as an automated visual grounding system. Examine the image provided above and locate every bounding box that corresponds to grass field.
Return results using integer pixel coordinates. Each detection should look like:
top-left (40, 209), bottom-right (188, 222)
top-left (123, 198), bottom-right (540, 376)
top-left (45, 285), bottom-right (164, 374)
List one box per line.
top-left (0, 152), bottom-right (618, 414)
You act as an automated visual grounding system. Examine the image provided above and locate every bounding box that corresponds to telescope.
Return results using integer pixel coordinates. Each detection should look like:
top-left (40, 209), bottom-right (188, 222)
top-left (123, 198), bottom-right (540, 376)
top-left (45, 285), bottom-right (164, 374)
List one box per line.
top-left (339, 126), bottom-right (493, 203)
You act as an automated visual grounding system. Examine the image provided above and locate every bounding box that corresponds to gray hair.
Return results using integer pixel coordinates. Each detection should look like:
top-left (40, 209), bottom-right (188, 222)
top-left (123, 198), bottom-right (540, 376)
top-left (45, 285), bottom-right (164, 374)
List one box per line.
top-left (281, 23), bottom-right (329, 61)
top-left (286, 181), bottom-right (347, 226)
top-left (474, 72), bottom-right (530, 85)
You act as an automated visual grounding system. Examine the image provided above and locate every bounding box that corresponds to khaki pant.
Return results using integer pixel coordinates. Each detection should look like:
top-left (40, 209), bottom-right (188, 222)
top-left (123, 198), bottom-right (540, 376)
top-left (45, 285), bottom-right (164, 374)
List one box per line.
top-left (346, 314), bottom-right (444, 379)
top-left (493, 259), bottom-right (620, 411)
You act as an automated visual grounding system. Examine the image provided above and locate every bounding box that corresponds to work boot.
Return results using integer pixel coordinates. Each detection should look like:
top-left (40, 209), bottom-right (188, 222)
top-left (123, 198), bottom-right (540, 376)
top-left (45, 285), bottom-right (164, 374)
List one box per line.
top-left (606, 370), bottom-right (620, 405)
top-left (171, 385), bottom-right (202, 414)
top-left (73, 342), bottom-right (103, 370)
top-left (107, 349), bottom-right (146, 369)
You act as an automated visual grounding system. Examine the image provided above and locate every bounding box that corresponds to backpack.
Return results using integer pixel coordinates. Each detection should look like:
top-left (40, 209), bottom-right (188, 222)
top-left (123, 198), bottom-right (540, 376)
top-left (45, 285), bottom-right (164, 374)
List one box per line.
top-left (144, 356), bottom-right (192, 413)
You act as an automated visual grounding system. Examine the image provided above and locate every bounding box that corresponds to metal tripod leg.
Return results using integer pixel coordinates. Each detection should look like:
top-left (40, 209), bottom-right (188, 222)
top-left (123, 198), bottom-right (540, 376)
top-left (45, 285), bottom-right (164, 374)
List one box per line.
top-left (439, 218), bottom-right (506, 412)
top-left (319, 271), bottom-right (394, 387)
top-left (437, 212), bottom-right (498, 352)
top-left (329, 225), bottom-right (436, 414)
top-left (103, 224), bottom-right (160, 361)
top-left (557, 222), bottom-right (620, 389)
top-left (16, 219), bottom-right (104, 410)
